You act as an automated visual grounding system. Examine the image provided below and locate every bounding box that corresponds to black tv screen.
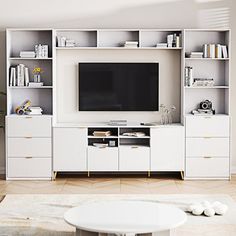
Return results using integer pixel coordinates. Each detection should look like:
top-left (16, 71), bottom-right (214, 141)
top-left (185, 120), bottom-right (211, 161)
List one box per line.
top-left (79, 63), bottom-right (159, 111)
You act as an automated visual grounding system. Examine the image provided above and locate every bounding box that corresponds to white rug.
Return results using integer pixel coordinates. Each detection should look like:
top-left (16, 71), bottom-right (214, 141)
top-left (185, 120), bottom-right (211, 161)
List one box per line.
top-left (0, 194), bottom-right (236, 236)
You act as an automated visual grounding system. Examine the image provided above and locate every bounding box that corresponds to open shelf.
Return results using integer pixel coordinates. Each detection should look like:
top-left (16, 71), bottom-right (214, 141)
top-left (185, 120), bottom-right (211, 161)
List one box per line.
top-left (56, 30), bottom-right (97, 47)
top-left (140, 30), bottom-right (182, 48)
top-left (9, 57), bottom-right (53, 60)
top-left (185, 58), bottom-right (229, 61)
top-left (185, 86), bottom-right (229, 89)
top-left (98, 30), bottom-right (139, 48)
top-left (8, 29), bottom-right (53, 58)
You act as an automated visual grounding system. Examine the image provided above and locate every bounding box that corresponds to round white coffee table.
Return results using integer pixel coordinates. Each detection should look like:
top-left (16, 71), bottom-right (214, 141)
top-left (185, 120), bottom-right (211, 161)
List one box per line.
top-left (64, 201), bottom-right (187, 236)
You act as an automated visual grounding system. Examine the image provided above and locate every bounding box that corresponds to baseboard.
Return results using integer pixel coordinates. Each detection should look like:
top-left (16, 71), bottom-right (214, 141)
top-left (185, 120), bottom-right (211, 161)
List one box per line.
top-left (0, 166), bottom-right (5, 175)
top-left (231, 166), bottom-right (236, 174)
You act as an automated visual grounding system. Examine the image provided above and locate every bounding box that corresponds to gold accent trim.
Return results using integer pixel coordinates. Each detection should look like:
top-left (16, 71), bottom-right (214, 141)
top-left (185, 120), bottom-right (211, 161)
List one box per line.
top-left (88, 171), bottom-right (90, 177)
top-left (25, 156), bottom-right (32, 159)
top-left (148, 171), bottom-right (151, 177)
top-left (53, 171), bottom-right (57, 180)
top-left (180, 171), bottom-right (184, 180)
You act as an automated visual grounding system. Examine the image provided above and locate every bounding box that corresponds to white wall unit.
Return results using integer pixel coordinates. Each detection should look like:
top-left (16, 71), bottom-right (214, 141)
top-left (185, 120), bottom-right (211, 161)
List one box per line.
top-left (150, 126), bottom-right (184, 171)
top-left (53, 128), bottom-right (87, 171)
top-left (5, 28), bottom-right (231, 180)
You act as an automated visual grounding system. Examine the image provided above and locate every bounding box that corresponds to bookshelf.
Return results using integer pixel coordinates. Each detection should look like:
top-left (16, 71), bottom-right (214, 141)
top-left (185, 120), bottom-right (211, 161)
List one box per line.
top-left (6, 29), bottom-right (54, 115)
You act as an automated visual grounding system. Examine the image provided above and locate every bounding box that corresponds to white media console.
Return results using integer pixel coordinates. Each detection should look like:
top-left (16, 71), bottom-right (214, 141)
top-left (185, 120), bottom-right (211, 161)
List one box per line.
top-left (5, 28), bottom-right (231, 180)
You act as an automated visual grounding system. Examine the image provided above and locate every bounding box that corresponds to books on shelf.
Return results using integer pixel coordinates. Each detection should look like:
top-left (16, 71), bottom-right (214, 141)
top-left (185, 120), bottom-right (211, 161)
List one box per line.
top-left (28, 82), bottom-right (44, 87)
top-left (203, 44), bottom-right (228, 59)
top-left (167, 33), bottom-right (181, 48)
top-left (35, 44), bottom-right (49, 58)
top-left (25, 106), bottom-right (43, 115)
top-left (186, 52), bottom-right (203, 59)
top-left (93, 131), bottom-right (111, 137)
top-left (20, 51), bottom-right (36, 58)
top-left (156, 43), bottom-right (168, 48)
top-left (123, 41), bottom-right (138, 48)
top-left (121, 132), bottom-right (146, 137)
top-left (185, 66), bottom-right (193, 86)
top-left (9, 64), bottom-right (30, 87)
top-left (192, 78), bottom-right (214, 87)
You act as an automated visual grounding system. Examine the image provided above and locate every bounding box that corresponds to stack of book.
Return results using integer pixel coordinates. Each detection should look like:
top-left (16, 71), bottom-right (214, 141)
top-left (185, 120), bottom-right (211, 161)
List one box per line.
top-left (20, 51), bottom-right (36, 58)
top-left (9, 64), bottom-right (30, 87)
top-left (203, 44), bottom-right (228, 58)
top-left (28, 82), bottom-right (44, 87)
top-left (93, 131), bottom-right (111, 137)
top-left (65, 39), bottom-right (75, 47)
top-left (123, 41), bottom-right (138, 48)
top-left (185, 66), bottom-right (193, 86)
top-left (186, 52), bottom-right (203, 58)
top-left (156, 43), bottom-right (168, 48)
top-left (167, 33), bottom-right (181, 48)
top-left (25, 106), bottom-right (43, 115)
top-left (192, 78), bottom-right (214, 87)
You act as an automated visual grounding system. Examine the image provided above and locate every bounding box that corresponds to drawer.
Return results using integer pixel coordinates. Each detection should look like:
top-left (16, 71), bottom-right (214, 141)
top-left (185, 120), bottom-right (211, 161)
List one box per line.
top-left (186, 116), bottom-right (229, 137)
top-left (186, 138), bottom-right (229, 157)
top-left (186, 157), bottom-right (229, 178)
top-left (119, 146), bottom-right (150, 171)
top-left (88, 146), bottom-right (118, 171)
top-left (7, 116), bottom-right (51, 137)
top-left (7, 157), bottom-right (52, 178)
top-left (8, 138), bottom-right (51, 157)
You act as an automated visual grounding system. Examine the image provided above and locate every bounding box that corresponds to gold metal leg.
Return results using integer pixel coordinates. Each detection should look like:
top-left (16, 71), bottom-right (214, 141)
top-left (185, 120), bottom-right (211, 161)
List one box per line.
top-left (53, 171), bottom-right (57, 181)
top-left (87, 171), bottom-right (90, 177)
top-left (148, 171), bottom-right (151, 177)
top-left (180, 171), bottom-right (184, 180)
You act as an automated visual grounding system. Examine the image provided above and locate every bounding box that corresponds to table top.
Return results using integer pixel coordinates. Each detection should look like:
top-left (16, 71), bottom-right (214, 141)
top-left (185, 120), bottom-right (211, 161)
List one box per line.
top-left (64, 200), bottom-right (187, 234)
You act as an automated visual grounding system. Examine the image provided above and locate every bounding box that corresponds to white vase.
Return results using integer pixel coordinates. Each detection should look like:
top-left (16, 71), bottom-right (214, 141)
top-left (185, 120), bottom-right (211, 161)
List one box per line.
top-left (34, 74), bottom-right (41, 83)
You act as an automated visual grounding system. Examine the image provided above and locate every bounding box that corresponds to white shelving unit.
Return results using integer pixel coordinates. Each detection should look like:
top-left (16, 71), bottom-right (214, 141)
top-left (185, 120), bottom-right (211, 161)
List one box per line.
top-left (183, 29), bottom-right (231, 179)
top-left (5, 28), bottom-right (231, 180)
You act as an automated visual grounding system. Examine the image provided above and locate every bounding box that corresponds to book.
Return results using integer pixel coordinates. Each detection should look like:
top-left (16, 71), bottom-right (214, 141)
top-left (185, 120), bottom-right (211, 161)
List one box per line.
top-left (156, 43), bottom-right (168, 48)
top-left (207, 44), bottom-right (215, 58)
top-left (215, 44), bottom-right (222, 58)
top-left (167, 34), bottom-right (174, 48)
top-left (24, 67), bottom-right (29, 86)
top-left (9, 67), bottom-right (16, 86)
top-left (20, 51), bottom-right (35, 58)
top-left (222, 45), bottom-right (228, 58)
top-left (93, 131), bottom-right (111, 137)
top-left (28, 82), bottom-right (44, 87)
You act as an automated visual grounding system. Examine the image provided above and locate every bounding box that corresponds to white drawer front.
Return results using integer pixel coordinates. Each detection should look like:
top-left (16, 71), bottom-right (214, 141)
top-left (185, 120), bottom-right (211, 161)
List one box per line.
top-left (186, 138), bottom-right (229, 157)
top-left (7, 116), bottom-right (51, 137)
top-left (186, 116), bottom-right (229, 137)
top-left (186, 157), bottom-right (229, 178)
top-left (8, 157), bottom-right (52, 178)
top-left (8, 138), bottom-right (51, 157)
top-left (119, 146), bottom-right (150, 171)
top-left (88, 147), bottom-right (118, 171)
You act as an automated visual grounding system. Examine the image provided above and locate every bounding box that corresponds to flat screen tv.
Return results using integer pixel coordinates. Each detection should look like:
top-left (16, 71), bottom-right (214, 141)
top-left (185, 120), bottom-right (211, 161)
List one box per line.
top-left (79, 63), bottom-right (159, 111)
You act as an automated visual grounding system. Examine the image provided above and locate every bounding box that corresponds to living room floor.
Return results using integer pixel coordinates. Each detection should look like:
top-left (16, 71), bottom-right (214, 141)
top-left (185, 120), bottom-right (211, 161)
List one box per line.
top-left (1, 174), bottom-right (236, 200)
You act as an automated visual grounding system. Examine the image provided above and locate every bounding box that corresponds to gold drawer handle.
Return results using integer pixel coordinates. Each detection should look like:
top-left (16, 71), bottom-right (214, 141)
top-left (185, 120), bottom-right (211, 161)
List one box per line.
top-left (131, 146), bottom-right (139, 149)
top-left (25, 156), bottom-right (32, 159)
top-left (25, 117), bottom-right (32, 119)
top-left (204, 156), bottom-right (212, 159)
top-left (25, 136), bottom-right (32, 139)
top-left (204, 137), bottom-right (212, 139)
top-left (204, 117), bottom-right (212, 119)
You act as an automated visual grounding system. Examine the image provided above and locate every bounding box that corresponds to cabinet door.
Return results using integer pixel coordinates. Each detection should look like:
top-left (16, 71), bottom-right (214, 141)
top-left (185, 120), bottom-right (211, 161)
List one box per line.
top-left (53, 128), bottom-right (87, 171)
top-left (151, 127), bottom-right (184, 171)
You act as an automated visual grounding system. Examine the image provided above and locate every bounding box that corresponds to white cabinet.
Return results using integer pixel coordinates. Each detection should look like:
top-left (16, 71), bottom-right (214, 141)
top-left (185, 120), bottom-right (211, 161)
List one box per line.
top-left (119, 146), bottom-right (150, 171)
top-left (88, 146), bottom-right (118, 171)
top-left (6, 116), bottom-right (52, 180)
top-left (150, 127), bottom-right (184, 171)
top-left (53, 128), bottom-right (87, 171)
top-left (185, 116), bottom-right (230, 179)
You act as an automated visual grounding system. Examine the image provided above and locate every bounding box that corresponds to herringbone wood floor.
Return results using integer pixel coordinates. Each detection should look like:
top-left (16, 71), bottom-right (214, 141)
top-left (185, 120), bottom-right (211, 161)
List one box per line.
top-left (1, 174), bottom-right (236, 200)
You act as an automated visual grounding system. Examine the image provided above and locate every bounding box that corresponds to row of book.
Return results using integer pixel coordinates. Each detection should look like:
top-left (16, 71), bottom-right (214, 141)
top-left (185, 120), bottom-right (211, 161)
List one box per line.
top-left (123, 41), bottom-right (138, 48)
top-left (9, 64), bottom-right (43, 87)
top-left (203, 44), bottom-right (228, 59)
top-left (185, 66), bottom-right (215, 87)
top-left (9, 64), bottom-right (29, 87)
top-left (167, 33), bottom-right (181, 48)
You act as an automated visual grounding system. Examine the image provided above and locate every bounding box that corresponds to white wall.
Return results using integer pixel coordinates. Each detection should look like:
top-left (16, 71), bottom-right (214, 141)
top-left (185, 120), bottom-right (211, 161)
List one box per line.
top-left (0, 0), bottom-right (235, 173)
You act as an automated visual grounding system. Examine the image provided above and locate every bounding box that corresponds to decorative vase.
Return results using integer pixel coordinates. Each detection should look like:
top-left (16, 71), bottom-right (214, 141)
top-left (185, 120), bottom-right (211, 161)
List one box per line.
top-left (34, 74), bottom-right (41, 83)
